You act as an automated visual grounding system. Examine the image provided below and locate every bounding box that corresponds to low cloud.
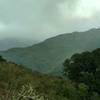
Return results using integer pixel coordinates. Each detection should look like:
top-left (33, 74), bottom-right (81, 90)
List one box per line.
top-left (0, 0), bottom-right (100, 41)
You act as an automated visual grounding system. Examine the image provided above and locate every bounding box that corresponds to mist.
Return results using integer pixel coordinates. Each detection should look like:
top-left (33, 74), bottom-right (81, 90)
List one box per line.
top-left (0, 0), bottom-right (100, 41)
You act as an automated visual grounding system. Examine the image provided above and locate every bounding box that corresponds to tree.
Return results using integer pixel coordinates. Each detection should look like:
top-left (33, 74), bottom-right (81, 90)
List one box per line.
top-left (63, 48), bottom-right (100, 95)
top-left (0, 56), bottom-right (6, 62)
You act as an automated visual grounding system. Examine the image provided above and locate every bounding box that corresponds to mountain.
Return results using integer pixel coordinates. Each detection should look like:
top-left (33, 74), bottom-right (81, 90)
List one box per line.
top-left (0, 28), bottom-right (100, 74)
top-left (0, 38), bottom-right (36, 50)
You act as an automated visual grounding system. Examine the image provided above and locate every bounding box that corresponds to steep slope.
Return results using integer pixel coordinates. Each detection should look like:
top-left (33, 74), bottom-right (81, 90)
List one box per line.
top-left (0, 28), bottom-right (100, 74)
top-left (0, 51), bottom-right (100, 100)
top-left (0, 56), bottom-right (68, 100)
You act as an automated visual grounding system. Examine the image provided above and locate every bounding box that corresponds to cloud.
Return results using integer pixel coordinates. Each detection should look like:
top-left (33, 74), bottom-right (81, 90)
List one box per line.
top-left (75, 0), bottom-right (100, 19)
top-left (0, 0), bottom-right (100, 41)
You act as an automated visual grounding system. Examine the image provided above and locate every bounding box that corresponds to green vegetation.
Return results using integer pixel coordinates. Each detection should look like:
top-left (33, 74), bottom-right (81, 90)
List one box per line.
top-left (0, 48), bottom-right (100, 100)
top-left (64, 48), bottom-right (100, 100)
top-left (0, 56), bottom-right (77, 100)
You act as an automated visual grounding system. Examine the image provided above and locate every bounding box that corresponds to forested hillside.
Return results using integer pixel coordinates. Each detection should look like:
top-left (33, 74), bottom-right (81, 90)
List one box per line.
top-left (0, 56), bottom-right (81, 100)
top-left (0, 48), bottom-right (100, 100)
top-left (64, 48), bottom-right (100, 100)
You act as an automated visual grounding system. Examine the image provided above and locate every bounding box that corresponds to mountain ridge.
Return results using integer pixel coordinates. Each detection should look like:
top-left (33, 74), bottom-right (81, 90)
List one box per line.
top-left (0, 28), bottom-right (100, 74)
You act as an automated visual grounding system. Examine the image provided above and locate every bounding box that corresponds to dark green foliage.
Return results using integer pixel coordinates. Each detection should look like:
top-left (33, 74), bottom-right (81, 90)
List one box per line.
top-left (0, 56), bottom-right (6, 62)
top-left (64, 48), bottom-right (100, 99)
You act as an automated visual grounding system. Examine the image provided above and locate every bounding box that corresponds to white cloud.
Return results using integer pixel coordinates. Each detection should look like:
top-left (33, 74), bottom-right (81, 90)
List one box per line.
top-left (0, 22), bottom-right (7, 31)
top-left (0, 0), bottom-right (100, 41)
top-left (75, 0), bottom-right (100, 19)
top-left (58, 0), bottom-right (100, 19)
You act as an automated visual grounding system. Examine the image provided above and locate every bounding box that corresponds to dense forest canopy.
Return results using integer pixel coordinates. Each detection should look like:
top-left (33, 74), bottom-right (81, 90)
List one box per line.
top-left (64, 48), bottom-right (100, 99)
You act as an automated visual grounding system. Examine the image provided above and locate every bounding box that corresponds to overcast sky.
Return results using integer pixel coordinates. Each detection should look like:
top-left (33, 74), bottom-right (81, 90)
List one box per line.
top-left (0, 0), bottom-right (100, 41)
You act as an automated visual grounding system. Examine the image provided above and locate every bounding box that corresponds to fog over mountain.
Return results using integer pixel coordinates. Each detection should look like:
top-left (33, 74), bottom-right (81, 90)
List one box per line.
top-left (0, 0), bottom-right (100, 42)
top-left (1, 28), bottom-right (100, 74)
top-left (0, 38), bottom-right (37, 50)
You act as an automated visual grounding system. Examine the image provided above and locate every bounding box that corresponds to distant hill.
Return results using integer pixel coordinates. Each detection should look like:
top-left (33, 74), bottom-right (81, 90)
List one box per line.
top-left (0, 28), bottom-right (100, 74)
top-left (0, 38), bottom-right (36, 50)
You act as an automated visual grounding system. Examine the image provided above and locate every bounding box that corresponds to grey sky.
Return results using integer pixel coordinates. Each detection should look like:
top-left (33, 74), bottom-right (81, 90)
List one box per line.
top-left (0, 0), bottom-right (100, 41)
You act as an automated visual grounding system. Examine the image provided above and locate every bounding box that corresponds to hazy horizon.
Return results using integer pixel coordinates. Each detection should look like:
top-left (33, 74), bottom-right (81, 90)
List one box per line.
top-left (0, 0), bottom-right (100, 42)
